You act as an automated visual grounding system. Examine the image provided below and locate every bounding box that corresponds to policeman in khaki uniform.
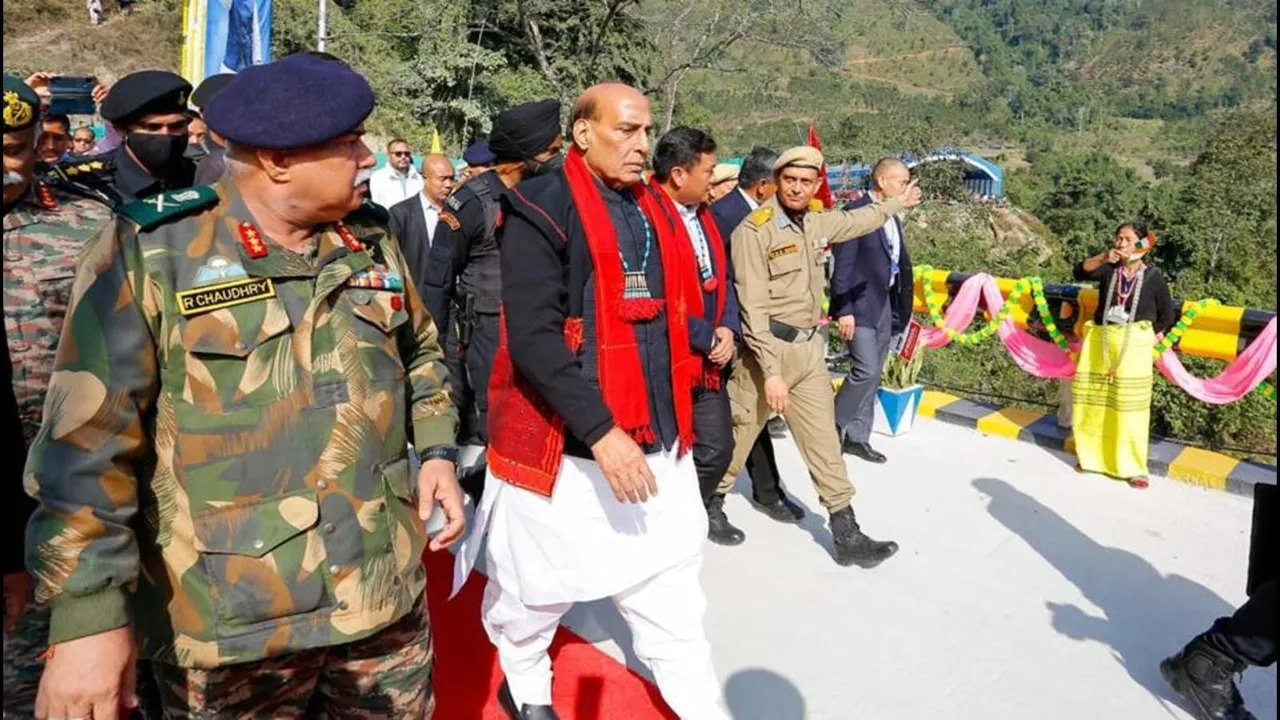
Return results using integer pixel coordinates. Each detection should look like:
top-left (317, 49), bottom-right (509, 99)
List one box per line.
top-left (719, 145), bottom-right (921, 568)
top-left (23, 55), bottom-right (463, 719)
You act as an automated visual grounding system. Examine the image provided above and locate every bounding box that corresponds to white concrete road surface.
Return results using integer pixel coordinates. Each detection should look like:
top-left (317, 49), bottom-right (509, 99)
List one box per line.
top-left (560, 417), bottom-right (1277, 720)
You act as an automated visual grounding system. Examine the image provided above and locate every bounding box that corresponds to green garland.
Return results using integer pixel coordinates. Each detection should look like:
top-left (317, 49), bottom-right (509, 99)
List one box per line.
top-left (914, 266), bottom-right (1064, 349)
top-left (912, 268), bottom-right (1272, 402)
top-left (1152, 298), bottom-right (1220, 357)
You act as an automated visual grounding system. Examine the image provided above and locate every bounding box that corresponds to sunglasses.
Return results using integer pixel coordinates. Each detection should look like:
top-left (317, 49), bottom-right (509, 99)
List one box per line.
top-left (390, 151), bottom-right (412, 157)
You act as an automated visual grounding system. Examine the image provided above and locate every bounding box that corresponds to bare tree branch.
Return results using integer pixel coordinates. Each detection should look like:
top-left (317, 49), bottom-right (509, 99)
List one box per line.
top-left (585, 0), bottom-right (642, 81)
top-left (515, 0), bottom-right (564, 98)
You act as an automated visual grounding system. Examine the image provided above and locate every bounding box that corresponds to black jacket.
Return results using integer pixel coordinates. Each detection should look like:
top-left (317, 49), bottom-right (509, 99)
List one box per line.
top-left (1073, 261), bottom-right (1178, 334)
top-left (388, 194), bottom-right (452, 331)
top-left (499, 171), bottom-right (678, 457)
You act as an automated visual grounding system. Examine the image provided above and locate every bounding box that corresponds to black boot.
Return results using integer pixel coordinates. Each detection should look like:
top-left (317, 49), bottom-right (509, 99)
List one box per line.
top-left (1160, 636), bottom-right (1256, 720)
top-left (842, 439), bottom-right (887, 464)
top-left (706, 494), bottom-right (745, 546)
top-left (498, 680), bottom-right (560, 720)
top-left (829, 507), bottom-right (898, 568)
top-left (750, 494), bottom-right (805, 524)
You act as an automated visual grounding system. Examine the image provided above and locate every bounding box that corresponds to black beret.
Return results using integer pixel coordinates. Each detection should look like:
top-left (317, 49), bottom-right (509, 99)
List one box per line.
top-left (191, 73), bottom-right (236, 111)
top-left (489, 99), bottom-right (561, 161)
top-left (462, 141), bottom-right (496, 166)
top-left (202, 55), bottom-right (375, 150)
top-left (3, 75), bottom-right (41, 132)
top-left (101, 70), bottom-right (192, 124)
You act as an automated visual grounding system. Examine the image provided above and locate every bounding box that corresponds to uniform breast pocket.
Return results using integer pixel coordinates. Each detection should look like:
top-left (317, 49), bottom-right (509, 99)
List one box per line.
top-left (346, 290), bottom-right (410, 381)
top-left (178, 297), bottom-right (294, 414)
top-left (192, 489), bottom-right (329, 630)
top-left (768, 249), bottom-right (803, 279)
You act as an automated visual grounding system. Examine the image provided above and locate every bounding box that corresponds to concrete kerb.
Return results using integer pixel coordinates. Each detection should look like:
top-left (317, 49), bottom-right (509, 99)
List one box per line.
top-left (828, 374), bottom-right (1277, 497)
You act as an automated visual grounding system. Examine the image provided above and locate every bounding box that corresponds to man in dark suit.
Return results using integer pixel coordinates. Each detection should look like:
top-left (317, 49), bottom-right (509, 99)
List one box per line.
top-left (389, 153), bottom-right (457, 336)
top-left (708, 146), bottom-right (805, 528)
top-left (831, 157), bottom-right (915, 463)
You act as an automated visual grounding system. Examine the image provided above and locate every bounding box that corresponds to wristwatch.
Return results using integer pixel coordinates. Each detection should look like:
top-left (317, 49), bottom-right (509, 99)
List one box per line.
top-left (418, 444), bottom-right (459, 464)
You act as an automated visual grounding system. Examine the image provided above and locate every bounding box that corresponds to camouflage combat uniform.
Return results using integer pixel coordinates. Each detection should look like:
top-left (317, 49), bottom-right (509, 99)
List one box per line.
top-left (2, 181), bottom-right (112, 719)
top-left (22, 180), bottom-right (457, 718)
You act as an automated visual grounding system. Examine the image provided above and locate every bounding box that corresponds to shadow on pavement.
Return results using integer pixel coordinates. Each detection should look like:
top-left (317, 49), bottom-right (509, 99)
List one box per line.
top-left (972, 476), bottom-right (1252, 715)
top-left (724, 668), bottom-right (807, 720)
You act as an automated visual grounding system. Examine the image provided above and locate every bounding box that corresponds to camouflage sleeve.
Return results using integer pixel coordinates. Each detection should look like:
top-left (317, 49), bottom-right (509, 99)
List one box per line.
top-left (820, 196), bottom-right (905, 244)
top-left (384, 238), bottom-right (458, 453)
top-left (22, 218), bottom-right (160, 645)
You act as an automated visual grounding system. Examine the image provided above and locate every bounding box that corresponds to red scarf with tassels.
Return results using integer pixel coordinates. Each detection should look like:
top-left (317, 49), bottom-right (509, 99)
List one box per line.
top-left (487, 149), bottom-right (699, 497)
top-left (645, 178), bottom-right (729, 390)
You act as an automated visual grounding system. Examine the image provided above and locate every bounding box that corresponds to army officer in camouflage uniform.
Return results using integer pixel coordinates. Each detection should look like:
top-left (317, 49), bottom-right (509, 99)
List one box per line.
top-left (23, 54), bottom-right (462, 719)
top-left (3, 74), bottom-right (116, 719)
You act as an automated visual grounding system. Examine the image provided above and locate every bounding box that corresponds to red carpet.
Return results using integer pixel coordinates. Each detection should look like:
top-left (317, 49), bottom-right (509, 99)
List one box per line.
top-left (423, 549), bottom-right (679, 719)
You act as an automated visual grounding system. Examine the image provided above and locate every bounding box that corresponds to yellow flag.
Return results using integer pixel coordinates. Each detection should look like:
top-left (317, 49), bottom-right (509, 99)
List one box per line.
top-left (430, 129), bottom-right (442, 154)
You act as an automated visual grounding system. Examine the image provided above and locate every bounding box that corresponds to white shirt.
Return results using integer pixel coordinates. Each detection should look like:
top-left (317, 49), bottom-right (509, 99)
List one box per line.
top-left (873, 190), bottom-right (902, 287)
top-left (677, 203), bottom-right (713, 279)
top-left (369, 164), bottom-right (424, 209)
top-left (418, 193), bottom-right (442, 245)
top-left (738, 187), bottom-right (759, 211)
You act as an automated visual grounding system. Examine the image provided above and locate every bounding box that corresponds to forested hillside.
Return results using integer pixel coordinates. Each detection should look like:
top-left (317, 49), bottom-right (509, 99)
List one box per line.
top-left (4, 0), bottom-right (1276, 456)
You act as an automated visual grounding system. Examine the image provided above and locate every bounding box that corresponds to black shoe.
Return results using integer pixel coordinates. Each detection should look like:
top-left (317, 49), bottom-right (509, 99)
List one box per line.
top-left (842, 439), bottom-right (887, 463)
top-left (750, 495), bottom-right (804, 524)
top-left (829, 507), bottom-right (899, 568)
top-left (1161, 636), bottom-right (1256, 720)
top-left (767, 416), bottom-right (787, 438)
top-left (706, 494), bottom-right (746, 546)
top-left (498, 680), bottom-right (560, 720)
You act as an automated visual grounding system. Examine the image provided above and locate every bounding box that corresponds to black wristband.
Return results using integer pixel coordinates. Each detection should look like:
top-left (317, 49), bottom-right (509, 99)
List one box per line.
top-left (418, 444), bottom-right (458, 464)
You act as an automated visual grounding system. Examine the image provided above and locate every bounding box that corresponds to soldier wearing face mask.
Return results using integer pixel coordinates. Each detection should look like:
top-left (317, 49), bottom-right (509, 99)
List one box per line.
top-left (434, 99), bottom-right (563, 486)
top-left (44, 70), bottom-right (195, 208)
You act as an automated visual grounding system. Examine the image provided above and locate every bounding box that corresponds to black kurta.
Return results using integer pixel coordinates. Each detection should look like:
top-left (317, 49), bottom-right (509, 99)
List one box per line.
top-left (1073, 261), bottom-right (1178, 334)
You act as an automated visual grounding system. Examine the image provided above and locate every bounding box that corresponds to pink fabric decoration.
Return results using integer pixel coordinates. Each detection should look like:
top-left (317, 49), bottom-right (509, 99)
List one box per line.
top-left (913, 273), bottom-right (1276, 402)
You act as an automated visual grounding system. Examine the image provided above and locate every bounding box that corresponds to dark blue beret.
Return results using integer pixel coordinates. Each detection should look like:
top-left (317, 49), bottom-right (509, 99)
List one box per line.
top-left (191, 73), bottom-right (236, 110)
top-left (101, 70), bottom-right (192, 124)
top-left (202, 55), bottom-right (375, 150)
top-left (462, 141), bottom-right (496, 166)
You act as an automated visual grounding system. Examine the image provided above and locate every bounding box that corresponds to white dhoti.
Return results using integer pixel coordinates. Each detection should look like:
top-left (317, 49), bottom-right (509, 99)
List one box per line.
top-left (454, 448), bottom-right (729, 720)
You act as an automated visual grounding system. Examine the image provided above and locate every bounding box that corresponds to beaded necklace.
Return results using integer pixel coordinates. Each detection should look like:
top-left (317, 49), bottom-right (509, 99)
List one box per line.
top-left (621, 200), bottom-right (654, 299)
top-left (1100, 262), bottom-right (1146, 380)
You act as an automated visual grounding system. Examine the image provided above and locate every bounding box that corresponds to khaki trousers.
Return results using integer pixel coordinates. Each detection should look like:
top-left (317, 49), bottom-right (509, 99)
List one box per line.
top-left (719, 333), bottom-right (855, 512)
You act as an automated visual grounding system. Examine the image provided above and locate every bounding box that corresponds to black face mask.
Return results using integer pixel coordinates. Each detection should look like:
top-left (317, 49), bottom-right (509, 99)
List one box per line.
top-left (126, 133), bottom-right (190, 175)
top-left (525, 153), bottom-right (564, 177)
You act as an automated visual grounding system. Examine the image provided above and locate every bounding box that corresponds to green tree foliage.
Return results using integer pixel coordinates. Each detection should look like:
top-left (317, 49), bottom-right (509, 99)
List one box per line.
top-left (269, 0), bottom-right (657, 150)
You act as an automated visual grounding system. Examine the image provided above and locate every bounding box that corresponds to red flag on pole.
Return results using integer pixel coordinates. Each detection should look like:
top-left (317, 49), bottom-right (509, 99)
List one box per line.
top-left (807, 124), bottom-right (834, 209)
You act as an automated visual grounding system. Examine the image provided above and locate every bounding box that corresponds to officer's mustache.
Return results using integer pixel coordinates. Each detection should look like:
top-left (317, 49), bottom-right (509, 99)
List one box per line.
top-left (3, 171), bottom-right (26, 187)
top-left (353, 167), bottom-right (373, 188)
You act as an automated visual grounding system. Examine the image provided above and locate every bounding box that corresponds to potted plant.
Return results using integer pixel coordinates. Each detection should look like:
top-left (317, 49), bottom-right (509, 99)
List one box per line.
top-left (873, 340), bottom-right (926, 437)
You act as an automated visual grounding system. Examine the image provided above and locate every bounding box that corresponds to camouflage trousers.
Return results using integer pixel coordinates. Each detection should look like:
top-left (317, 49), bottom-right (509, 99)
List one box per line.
top-left (2, 597), bottom-right (47, 719)
top-left (148, 594), bottom-right (434, 719)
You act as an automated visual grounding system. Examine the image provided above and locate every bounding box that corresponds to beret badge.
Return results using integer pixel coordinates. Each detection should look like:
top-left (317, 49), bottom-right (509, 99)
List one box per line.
top-left (4, 90), bottom-right (33, 130)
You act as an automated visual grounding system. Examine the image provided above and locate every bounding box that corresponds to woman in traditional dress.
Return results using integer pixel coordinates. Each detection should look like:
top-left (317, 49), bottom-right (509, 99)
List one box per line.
top-left (1071, 222), bottom-right (1178, 488)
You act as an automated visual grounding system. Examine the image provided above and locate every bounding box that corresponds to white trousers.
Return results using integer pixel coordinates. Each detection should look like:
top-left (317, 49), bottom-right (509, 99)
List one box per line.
top-left (481, 554), bottom-right (730, 720)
